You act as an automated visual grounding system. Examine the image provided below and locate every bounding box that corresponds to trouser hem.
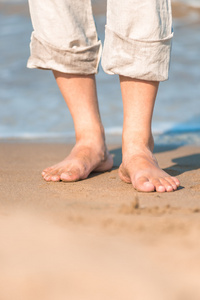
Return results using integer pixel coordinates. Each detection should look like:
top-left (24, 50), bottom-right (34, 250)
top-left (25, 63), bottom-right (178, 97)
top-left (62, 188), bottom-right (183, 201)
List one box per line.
top-left (27, 33), bottom-right (102, 74)
top-left (102, 26), bottom-right (173, 81)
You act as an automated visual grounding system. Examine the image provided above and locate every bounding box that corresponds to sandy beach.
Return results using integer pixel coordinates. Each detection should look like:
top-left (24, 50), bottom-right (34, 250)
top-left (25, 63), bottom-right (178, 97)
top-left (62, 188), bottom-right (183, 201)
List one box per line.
top-left (1, 143), bottom-right (200, 299)
top-left (1, 0), bottom-right (200, 299)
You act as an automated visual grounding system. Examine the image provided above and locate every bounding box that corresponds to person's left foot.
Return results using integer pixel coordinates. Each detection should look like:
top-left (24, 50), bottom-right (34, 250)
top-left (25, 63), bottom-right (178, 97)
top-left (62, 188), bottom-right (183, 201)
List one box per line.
top-left (119, 147), bottom-right (180, 192)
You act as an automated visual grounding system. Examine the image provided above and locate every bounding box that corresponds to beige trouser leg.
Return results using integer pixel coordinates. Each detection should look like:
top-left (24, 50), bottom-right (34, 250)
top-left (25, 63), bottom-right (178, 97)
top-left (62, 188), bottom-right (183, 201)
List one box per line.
top-left (27, 0), bottom-right (101, 74)
top-left (102, 0), bottom-right (173, 81)
top-left (27, 0), bottom-right (173, 81)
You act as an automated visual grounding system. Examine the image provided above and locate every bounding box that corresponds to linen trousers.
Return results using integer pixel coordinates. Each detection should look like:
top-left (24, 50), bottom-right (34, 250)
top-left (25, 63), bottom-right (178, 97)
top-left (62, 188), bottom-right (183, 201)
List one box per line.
top-left (27, 0), bottom-right (173, 81)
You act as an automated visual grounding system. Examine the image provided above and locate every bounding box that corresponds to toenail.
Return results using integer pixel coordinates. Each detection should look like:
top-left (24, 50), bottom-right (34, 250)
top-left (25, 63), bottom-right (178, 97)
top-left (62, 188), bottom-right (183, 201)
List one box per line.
top-left (167, 186), bottom-right (173, 192)
top-left (157, 186), bottom-right (165, 192)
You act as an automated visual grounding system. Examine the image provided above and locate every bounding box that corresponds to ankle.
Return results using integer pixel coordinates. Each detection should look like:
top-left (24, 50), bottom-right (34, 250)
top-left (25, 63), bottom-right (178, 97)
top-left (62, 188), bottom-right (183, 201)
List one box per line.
top-left (75, 128), bottom-right (108, 159)
top-left (74, 133), bottom-right (109, 162)
top-left (75, 125), bottom-right (105, 142)
top-left (122, 131), bottom-right (154, 154)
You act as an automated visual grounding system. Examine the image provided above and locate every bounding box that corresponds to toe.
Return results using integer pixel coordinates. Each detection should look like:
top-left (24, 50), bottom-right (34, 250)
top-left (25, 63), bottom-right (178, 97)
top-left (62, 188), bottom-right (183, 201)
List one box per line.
top-left (151, 178), bottom-right (166, 193)
top-left (164, 177), bottom-right (179, 190)
top-left (159, 178), bottom-right (174, 192)
top-left (134, 176), bottom-right (155, 192)
top-left (43, 175), bottom-right (51, 182)
top-left (171, 176), bottom-right (180, 188)
top-left (50, 175), bottom-right (61, 182)
top-left (41, 170), bottom-right (47, 177)
top-left (42, 167), bottom-right (53, 175)
top-left (156, 185), bottom-right (166, 193)
top-left (42, 167), bottom-right (63, 181)
top-left (60, 171), bottom-right (78, 182)
top-left (166, 185), bottom-right (174, 192)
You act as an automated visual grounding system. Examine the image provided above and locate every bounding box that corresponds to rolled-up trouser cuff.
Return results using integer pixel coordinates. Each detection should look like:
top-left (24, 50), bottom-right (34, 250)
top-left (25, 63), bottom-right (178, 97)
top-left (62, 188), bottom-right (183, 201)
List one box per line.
top-left (27, 33), bottom-right (102, 74)
top-left (102, 26), bottom-right (173, 82)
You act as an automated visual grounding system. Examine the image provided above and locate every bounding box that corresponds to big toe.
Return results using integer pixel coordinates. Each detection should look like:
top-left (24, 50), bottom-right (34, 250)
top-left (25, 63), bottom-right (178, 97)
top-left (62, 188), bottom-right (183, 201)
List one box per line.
top-left (60, 169), bottom-right (82, 182)
top-left (134, 177), bottom-right (155, 192)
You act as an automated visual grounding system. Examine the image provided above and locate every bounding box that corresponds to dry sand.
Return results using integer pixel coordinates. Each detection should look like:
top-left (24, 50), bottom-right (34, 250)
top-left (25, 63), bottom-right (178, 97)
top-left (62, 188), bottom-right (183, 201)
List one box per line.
top-left (1, 143), bottom-right (200, 300)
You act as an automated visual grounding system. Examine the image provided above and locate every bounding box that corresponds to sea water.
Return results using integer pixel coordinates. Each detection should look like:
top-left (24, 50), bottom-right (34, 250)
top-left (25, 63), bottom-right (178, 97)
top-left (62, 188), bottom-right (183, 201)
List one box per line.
top-left (0, 0), bottom-right (200, 144)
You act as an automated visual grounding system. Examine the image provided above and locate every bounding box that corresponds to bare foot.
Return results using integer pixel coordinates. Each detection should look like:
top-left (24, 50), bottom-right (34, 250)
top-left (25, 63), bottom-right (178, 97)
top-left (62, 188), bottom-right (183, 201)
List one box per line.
top-left (42, 140), bottom-right (113, 182)
top-left (119, 147), bottom-right (180, 193)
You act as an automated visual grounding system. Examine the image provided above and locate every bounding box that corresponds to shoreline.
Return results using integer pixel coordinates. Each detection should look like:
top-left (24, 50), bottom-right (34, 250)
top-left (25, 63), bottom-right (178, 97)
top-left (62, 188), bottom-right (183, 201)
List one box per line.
top-left (1, 129), bottom-right (200, 146)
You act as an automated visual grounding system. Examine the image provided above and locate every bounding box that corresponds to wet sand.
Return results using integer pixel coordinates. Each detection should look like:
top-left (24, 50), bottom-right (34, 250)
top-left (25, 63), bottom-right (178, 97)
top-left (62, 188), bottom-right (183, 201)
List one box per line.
top-left (1, 143), bottom-right (200, 299)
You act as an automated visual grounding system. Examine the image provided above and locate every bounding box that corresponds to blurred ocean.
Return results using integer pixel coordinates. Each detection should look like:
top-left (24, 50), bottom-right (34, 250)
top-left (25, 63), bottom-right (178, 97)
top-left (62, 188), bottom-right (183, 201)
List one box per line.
top-left (177, 0), bottom-right (200, 7)
top-left (0, 0), bottom-right (200, 144)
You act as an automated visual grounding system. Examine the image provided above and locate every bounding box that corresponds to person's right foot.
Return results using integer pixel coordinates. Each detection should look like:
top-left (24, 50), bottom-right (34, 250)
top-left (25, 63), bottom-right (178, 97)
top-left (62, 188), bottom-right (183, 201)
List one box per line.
top-left (42, 140), bottom-right (113, 182)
